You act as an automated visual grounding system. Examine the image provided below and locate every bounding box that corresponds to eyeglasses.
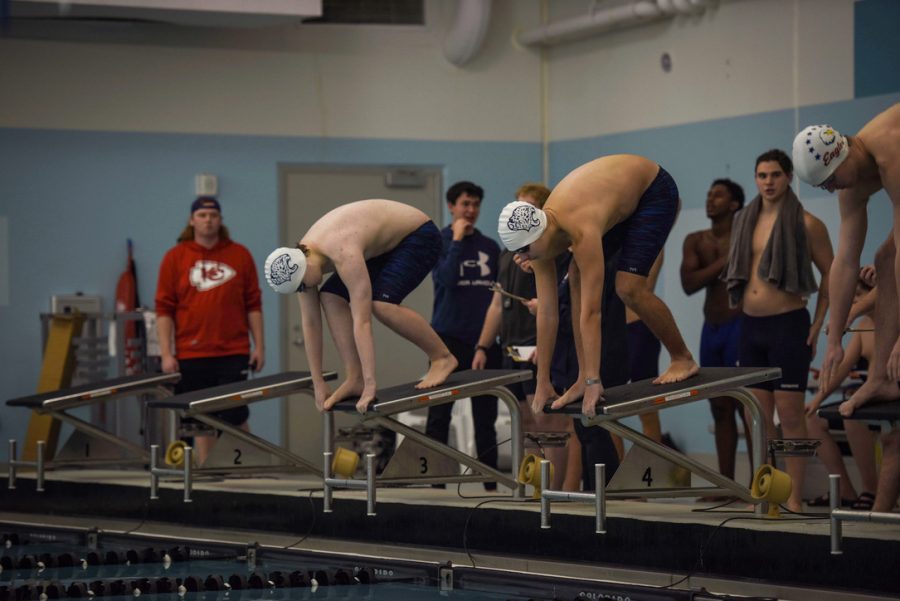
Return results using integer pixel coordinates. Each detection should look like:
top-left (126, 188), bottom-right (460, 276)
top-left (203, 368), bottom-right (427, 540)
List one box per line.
top-left (818, 173), bottom-right (837, 190)
top-left (514, 244), bottom-right (530, 254)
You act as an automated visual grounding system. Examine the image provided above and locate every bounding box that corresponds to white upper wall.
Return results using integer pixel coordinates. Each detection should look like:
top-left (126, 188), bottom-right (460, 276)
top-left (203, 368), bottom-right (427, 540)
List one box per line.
top-left (545, 0), bottom-right (855, 140)
top-left (0, 0), bottom-right (543, 142)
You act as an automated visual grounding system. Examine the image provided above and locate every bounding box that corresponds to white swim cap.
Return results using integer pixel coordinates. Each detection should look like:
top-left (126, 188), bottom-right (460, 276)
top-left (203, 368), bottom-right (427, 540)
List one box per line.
top-left (498, 201), bottom-right (547, 251)
top-left (264, 247), bottom-right (307, 294)
top-left (792, 124), bottom-right (849, 186)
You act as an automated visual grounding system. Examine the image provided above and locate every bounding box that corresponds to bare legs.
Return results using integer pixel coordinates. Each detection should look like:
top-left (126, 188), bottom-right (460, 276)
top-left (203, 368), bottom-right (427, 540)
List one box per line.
top-left (616, 272), bottom-right (699, 384)
top-left (841, 238), bottom-right (900, 416)
top-left (320, 293), bottom-right (458, 409)
top-left (746, 388), bottom-right (807, 513)
top-left (710, 397), bottom-right (752, 480)
top-left (321, 293), bottom-right (365, 408)
top-left (807, 413), bottom-right (879, 501)
top-left (610, 412), bottom-right (663, 463)
top-left (845, 420), bottom-right (879, 495)
top-left (372, 301), bottom-right (457, 387)
top-left (806, 414), bottom-right (860, 500)
top-left (193, 422), bottom-right (250, 465)
top-left (874, 429), bottom-right (900, 512)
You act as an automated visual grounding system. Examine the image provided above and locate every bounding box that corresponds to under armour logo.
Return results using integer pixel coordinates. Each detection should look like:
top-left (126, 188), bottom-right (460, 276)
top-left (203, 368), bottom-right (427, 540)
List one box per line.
top-left (461, 251), bottom-right (492, 277)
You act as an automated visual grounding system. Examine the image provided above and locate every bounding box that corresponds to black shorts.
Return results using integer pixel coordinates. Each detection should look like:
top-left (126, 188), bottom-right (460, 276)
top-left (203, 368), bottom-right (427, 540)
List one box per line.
top-left (177, 354), bottom-right (251, 426)
top-left (627, 320), bottom-right (661, 382)
top-left (605, 166), bottom-right (679, 277)
top-left (739, 309), bottom-right (812, 392)
top-left (320, 221), bottom-right (441, 304)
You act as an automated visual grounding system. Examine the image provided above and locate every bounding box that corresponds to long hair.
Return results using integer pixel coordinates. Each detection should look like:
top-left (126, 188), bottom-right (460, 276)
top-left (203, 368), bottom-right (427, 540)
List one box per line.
top-left (177, 224), bottom-right (231, 243)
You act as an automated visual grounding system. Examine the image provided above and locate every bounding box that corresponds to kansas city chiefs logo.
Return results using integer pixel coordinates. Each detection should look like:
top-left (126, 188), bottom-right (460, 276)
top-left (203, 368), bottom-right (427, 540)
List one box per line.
top-left (190, 260), bottom-right (236, 291)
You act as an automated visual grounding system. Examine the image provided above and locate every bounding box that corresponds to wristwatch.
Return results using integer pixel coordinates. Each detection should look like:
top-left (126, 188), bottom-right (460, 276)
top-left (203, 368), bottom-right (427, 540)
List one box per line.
top-left (585, 377), bottom-right (601, 386)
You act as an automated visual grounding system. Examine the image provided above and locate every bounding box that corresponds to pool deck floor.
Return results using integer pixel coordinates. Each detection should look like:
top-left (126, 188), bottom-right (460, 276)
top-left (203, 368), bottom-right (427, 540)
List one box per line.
top-left (2, 467), bottom-right (899, 601)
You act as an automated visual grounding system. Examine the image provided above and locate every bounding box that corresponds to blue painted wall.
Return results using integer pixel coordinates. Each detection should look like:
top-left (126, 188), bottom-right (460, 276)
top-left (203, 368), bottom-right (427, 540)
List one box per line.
top-left (0, 130), bottom-right (540, 445)
top-left (2, 93), bottom-right (897, 455)
top-left (550, 92), bottom-right (900, 453)
top-left (855, 0), bottom-right (900, 99)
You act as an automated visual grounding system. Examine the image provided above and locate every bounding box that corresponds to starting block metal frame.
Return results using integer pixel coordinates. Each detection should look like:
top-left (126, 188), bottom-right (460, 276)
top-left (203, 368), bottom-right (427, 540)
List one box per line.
top-left (6, 372), bottom-right (181, 490)
top-left (540, 367), bottom-right (781, 525)
top-left (147, 371), bottom-right (337, 502)
top-left (818, 399), bottom-right (900, 554)
top-left (324, 369), bottom-right (531, 513)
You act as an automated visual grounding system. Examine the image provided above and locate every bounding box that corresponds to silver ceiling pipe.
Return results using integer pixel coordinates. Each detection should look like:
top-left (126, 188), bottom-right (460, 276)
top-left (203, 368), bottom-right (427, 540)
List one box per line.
top-left (518, 0), bottom-right (711, 47)
top-left (443, 0), bottom-right (493, 67)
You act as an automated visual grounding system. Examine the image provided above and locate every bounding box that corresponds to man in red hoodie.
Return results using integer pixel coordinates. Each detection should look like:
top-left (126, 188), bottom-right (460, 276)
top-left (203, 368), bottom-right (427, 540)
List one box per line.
top-left (155, 196), bottom-right (265, 463)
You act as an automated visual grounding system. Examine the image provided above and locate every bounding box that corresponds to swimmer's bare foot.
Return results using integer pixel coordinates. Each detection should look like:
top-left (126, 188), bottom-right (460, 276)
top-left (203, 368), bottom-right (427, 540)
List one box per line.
top-left (356, 387), bottom-right (377, 413)
top-left (839, 378), bottom-right (900, 417)
top-left (786, 498), bottom-right (804, 514)
top-left (550, 381), bottom-right (585, 411)
top-left (416, 354), bottom-right (458, 389)
top-left (653, 358), bottom-right (700, 385)
top-left (323, 377), bottom-right (364, 411)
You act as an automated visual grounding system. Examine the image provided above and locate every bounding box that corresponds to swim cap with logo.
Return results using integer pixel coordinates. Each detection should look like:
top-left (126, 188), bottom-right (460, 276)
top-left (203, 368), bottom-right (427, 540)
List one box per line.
top-left (264, 247), bottom-right (307, 294)
top-left (498, 201), bottom-right (548, 251)
top-left (792, 124), bottom-right (849, 186)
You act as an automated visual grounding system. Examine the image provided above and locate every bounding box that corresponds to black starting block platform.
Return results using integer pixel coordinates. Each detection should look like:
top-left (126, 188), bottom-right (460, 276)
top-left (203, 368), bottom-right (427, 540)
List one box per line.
top-left (147, 371), bottom-right (336, 501)
top-left (325, 369), bottom-right (531, 509)
top-left (817, 398), bottom-right (900, 553)
top-left (818, 398), bottom-right (900, 425)
top-left (6, 373), bottom-right (180, 489)
top-left (545, 367), bottom-right (780, 508)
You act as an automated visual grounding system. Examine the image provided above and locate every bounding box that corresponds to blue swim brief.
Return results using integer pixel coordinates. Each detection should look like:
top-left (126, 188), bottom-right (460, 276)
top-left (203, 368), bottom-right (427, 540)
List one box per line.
top-left (699, 315), bottom-right (742, 368)
top-left (605, 166), bottom-right (679, 277)
top-left (320, 221), bottom-right (442, 304)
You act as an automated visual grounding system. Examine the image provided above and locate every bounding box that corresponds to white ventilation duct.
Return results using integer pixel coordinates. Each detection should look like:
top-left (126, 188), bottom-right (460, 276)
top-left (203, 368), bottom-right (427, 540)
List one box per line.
top-left (443, 0), bottom-right (492, 67)
top-left (518, 0), bottom-right (710, 47)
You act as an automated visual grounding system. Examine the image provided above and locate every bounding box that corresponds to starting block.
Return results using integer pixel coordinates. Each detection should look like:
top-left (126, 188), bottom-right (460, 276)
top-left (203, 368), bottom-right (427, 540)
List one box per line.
top-left (147, 370), bottom-right (336, 502)
top-left (323, 369), bottom-right (531, 514)
top-left (818, 399), bottom-right (900, 554)
top-left (6, 372), bottom-right (180, 490)
top-left (539, 367), bottom-right (781, 527)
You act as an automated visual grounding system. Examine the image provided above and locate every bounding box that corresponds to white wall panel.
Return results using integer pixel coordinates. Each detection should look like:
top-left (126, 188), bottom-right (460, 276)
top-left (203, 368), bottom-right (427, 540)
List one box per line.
top-left (546, 0), bottom-right (854, 140)
top-left (0, 0), bottom-right (543, 142)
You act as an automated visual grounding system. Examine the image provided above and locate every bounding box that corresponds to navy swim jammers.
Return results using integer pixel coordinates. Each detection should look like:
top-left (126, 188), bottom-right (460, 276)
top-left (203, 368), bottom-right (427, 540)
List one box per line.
top-left (320, 221), bottom-right (442, 304)
top-left (605, 166), bottom-right (679, 277)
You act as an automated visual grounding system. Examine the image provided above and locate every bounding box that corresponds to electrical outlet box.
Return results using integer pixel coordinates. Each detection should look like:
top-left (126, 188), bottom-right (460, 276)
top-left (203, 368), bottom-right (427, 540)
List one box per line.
top-left (195, 173), bottom-right (218, 196)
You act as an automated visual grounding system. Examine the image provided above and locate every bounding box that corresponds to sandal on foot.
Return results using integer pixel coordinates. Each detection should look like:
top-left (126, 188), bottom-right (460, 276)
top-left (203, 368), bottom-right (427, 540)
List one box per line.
top-left (851, 492), bottom-right (875, 510)
top-left (807, 493), bottom-right (855, 508)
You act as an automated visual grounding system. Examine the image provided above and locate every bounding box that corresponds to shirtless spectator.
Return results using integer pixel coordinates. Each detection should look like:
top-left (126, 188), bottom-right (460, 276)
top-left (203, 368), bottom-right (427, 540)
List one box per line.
top-left (724, 149), bottom-right (833, 513)
top-left (681, 179), bottom-right (752, 483)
